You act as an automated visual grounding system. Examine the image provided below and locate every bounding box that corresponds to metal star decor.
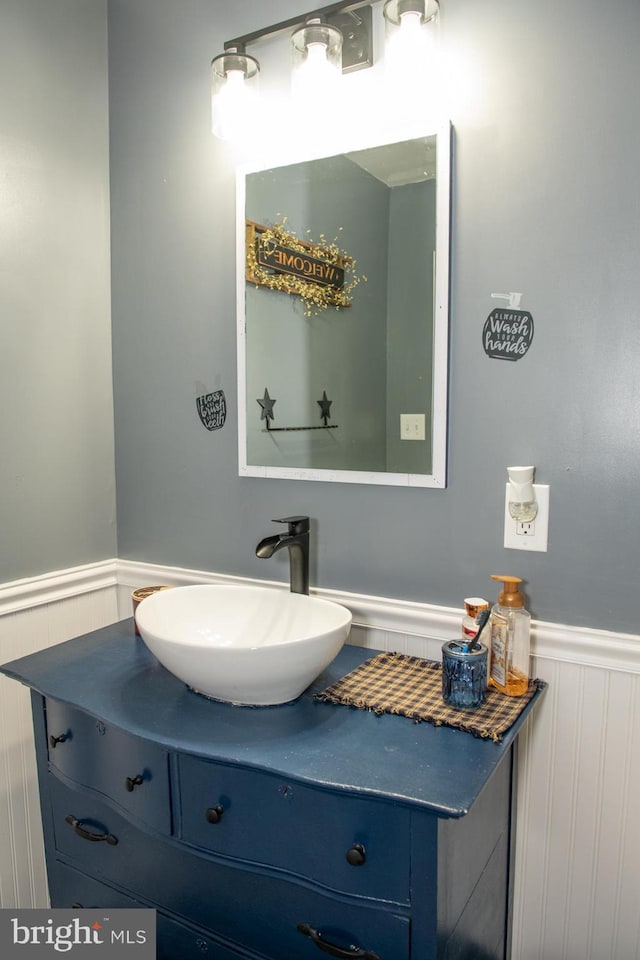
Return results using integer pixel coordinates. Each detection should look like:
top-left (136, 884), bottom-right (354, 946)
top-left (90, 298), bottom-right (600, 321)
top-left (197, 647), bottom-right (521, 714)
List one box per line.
top-left (257, 388), bottom-right (276, 421)
top-left (317, 390), bottom-right (333, 426)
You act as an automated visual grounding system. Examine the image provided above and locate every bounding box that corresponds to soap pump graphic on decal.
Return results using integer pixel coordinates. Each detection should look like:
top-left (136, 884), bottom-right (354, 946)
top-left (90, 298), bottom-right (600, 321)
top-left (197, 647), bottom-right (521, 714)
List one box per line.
top-left (483, 292), bottom-right (534, 361)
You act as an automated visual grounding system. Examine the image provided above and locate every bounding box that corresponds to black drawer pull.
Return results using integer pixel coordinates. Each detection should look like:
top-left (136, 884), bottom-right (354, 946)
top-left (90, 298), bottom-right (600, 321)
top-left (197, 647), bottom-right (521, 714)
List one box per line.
top-left (296, 923), bottom-right (381, 960)
top-left (205, 804), bottom-right (224, 824)
top-left (125, 774), bottom-right (144, 792)
top-left (49, 733), bottom-right (69, 749)
top-left (65, 814), bottom-right (118, 845)
top-left (346, 843), bottom-right (366, 866)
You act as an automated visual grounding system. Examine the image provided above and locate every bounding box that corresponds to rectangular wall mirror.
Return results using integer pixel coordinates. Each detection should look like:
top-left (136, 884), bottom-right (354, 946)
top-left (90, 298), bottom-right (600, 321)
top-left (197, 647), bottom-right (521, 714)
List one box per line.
top-left (236, 122), bottom-right (451, 487)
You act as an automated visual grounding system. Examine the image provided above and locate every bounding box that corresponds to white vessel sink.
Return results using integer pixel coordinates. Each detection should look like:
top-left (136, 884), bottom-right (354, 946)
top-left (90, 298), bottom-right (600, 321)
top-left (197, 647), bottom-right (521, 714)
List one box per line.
top-left (135, 584), bottom-right (352, 706)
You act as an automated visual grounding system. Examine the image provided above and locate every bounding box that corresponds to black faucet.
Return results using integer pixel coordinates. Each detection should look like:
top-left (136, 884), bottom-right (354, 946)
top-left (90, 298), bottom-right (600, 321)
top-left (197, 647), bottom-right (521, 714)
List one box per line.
top-left (255, 516), bottom-right (310, 595)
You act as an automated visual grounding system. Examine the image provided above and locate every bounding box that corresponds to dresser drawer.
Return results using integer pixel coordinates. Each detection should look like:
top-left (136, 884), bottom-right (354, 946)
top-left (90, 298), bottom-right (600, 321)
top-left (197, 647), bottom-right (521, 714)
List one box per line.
top-left (49, 862), bottom-right (246, 960)
top-left (178, 753), bottom-right (411, 904)
top-left (50, 777), bottom-right (410, 960)
top-left (45, 698), bottom-right (170, 834)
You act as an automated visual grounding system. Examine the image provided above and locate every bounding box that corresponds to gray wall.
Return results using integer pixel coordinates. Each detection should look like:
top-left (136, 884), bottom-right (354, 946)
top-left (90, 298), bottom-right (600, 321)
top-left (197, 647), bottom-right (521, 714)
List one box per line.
top-left (0, 0), bottom-right (116, 581)
top-left (108, 0), bottom-right (640, 634)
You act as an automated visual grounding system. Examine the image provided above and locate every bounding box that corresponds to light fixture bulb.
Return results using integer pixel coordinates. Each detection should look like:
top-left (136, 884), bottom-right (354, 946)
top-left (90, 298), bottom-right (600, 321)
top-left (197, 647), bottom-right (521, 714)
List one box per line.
top-left (307, 40), bottom-right (330, 69)
top-left (383, 0), bottom-right (439, 89)
top-left (211, 70), bottom-right (243, 140)
top-left (294, 40), bottom-right (332, 94)
top-left (211, 48), bottom-right (259, 142)
top-left (291, 19), bottom-right (342, 100)
top-left (399, 10), bottom-right (423, 33)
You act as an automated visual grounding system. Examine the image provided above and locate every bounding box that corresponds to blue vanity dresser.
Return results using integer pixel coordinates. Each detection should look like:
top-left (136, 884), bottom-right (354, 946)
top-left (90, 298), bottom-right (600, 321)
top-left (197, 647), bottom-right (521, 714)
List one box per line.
top-left (1, 621), bottom-right (544, 960)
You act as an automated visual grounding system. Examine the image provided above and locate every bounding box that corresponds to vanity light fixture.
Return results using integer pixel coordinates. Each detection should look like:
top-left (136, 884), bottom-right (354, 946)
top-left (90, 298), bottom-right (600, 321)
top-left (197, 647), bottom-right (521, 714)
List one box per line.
top-left (211, 0), bottom-right (440, 140)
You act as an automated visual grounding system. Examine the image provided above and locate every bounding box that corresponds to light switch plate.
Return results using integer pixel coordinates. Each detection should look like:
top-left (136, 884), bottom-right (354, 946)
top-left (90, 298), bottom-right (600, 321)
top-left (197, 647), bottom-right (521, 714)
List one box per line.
top-left (504, 483), bottom-right (549, 552)
top-left (401, 414), bottom-right (426, 441)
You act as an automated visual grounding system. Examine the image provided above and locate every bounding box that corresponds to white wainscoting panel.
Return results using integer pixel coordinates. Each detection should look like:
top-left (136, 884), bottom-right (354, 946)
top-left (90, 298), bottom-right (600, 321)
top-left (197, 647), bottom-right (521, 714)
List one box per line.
top-left (2, 558), bottom-right (639, 960)
top-left (512, 656), bottom-right (640, 960)
top-left (0, 562), bottom-right (119, 908)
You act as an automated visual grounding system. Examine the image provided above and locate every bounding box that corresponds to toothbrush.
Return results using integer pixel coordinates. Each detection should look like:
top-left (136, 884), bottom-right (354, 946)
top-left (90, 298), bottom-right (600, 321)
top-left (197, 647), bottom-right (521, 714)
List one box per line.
top-left (461, 609), bottom-right (490, 654)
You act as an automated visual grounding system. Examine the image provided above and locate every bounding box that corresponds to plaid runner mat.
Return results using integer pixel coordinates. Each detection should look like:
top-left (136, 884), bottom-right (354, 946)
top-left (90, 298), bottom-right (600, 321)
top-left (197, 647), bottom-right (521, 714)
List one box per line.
top-left (314, 652), bottom-right (542, 742)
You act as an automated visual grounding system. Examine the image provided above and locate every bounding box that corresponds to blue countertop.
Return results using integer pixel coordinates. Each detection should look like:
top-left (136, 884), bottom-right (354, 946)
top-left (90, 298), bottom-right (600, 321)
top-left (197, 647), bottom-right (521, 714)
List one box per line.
top-left (1, 620), bottom-right (545, 818)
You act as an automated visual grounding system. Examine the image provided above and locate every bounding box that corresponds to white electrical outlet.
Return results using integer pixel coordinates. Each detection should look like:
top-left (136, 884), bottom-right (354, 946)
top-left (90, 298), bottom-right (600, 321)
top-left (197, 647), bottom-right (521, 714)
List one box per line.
top-left (504, 483), bottom-right (549, 552)
top-left (400, 413), bottom-right (426, 441)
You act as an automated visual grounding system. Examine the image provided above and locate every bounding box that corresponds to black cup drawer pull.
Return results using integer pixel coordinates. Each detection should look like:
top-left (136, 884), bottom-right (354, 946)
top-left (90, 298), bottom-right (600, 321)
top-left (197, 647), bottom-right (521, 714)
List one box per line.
top-left (64, 814), bottom-right (118, 846)
top-left (296, 923), bottom-right (381, 960)
top-left (205, 804), bottom-right (224, 824)
top-left (125, 774), bottom-right (144, 792)
top-left (49, 733), bottom-right (69, 749)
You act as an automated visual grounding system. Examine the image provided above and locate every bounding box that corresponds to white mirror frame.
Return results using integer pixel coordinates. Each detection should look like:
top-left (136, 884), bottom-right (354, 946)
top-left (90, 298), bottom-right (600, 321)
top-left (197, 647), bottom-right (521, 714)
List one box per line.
top-left (236, 121), bottom-right (451, 488)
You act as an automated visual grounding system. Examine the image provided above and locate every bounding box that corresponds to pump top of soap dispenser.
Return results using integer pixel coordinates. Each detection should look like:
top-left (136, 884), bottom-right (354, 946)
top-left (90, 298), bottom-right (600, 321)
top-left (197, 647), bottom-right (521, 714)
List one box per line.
top-left (490, 575), bottom-right (524, 608)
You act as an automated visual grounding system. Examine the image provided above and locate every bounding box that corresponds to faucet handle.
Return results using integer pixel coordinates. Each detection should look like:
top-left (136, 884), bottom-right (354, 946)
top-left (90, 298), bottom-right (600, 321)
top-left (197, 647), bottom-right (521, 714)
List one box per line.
top-left (274, 516), bottom-right (310, 535)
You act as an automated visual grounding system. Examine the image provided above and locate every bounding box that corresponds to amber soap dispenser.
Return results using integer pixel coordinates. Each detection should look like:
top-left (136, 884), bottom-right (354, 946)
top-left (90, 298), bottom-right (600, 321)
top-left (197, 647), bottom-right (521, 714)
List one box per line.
top-left (488, 575), bottom-right (531, 696)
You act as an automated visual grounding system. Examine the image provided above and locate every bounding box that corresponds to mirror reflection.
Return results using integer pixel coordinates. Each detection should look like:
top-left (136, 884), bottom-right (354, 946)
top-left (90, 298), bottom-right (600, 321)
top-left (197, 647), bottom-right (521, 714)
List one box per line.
top-left (237, 126), bottom-right (450, 487)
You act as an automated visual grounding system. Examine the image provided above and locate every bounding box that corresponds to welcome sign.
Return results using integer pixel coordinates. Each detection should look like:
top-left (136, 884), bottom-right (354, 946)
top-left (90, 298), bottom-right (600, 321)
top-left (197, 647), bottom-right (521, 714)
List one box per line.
top-left (246, 220), bottom-right (351, 308)
top-left (256, 239), bottom-right (345, 289)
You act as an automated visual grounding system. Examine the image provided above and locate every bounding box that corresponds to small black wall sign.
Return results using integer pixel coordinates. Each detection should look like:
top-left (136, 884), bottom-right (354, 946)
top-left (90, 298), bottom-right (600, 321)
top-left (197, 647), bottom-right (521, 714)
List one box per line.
top-left (197, 390), bottom-right (227, 431)
top-left (483, 309), bottom-right (534, 361)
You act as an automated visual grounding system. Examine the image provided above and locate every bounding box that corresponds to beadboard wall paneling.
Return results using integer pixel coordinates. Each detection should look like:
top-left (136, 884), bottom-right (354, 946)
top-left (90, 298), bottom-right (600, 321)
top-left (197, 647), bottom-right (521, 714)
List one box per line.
top-left (2, 559), bottom-right (639, 960)
top-left (0, 562), bottom-right (119, 908)
top-left (513, 658), bottom-right (640, 960)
